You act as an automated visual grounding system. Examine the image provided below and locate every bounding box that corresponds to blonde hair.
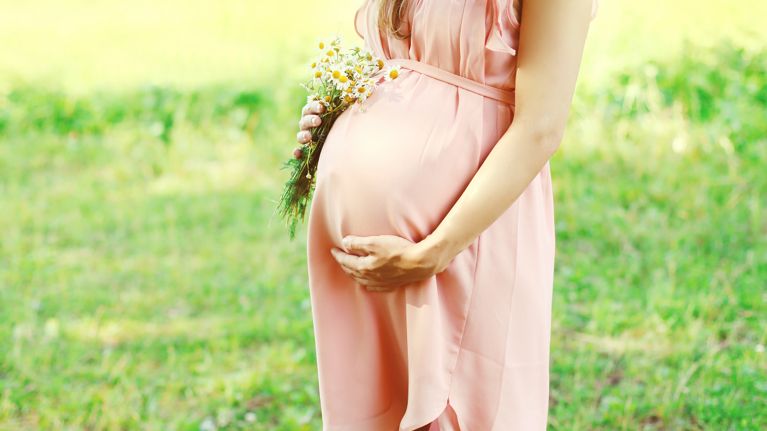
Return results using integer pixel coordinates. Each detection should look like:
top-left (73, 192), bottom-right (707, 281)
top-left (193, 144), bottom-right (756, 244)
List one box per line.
top-left (377, 0), bottom-right (410, 40)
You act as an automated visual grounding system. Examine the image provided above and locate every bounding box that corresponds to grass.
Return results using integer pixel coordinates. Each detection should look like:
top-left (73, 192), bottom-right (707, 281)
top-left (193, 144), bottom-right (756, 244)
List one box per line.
top-left (1, 0), bottom-right (766, 430)
top-left (548, 42), bottom-right (767, 429)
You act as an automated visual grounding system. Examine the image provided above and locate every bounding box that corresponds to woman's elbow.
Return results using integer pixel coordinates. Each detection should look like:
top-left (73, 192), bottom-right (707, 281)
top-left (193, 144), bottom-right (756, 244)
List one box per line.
top-left (525, 119), bottom-right (566, 154)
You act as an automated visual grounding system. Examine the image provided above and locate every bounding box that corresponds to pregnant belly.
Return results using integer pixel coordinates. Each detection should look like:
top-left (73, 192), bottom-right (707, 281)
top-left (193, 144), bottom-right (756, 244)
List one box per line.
top-left (312, 75), bottom-right (511, 244)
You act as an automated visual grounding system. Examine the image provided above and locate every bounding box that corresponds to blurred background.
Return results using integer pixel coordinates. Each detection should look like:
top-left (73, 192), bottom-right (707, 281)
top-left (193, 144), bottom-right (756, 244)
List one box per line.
top-left (1, 0), bottom-right (765, 429)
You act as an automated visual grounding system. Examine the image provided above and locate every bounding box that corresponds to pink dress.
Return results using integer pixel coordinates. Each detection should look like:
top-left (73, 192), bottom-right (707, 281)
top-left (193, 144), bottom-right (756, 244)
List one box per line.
top-left (306, 1), bottom-right (599, 430)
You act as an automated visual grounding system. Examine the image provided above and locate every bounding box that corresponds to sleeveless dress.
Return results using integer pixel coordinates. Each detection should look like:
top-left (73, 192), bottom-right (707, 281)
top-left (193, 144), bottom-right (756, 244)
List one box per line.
top-left (306, 1), bottom-right (599, 430)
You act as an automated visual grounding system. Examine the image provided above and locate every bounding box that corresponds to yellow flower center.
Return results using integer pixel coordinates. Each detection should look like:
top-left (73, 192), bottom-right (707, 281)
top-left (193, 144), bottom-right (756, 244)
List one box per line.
top-left (327, 50), bottom-right (335, 57)
top-left (314, 71), bottom-right (322, 78)
top-left (389, 69), bottom-right (399, 79)
top-left (319, 42), bottom-right (325, 50)
top-left (338, 75), bottom-right (348, 83)
top-left (377, 59), bottom-right (384, 70)
top-left (332, 70), bottom-right (341, 79)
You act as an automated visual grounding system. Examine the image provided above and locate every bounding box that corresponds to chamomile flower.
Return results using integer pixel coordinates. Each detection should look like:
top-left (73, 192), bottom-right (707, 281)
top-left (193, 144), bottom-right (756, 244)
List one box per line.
top-left (353, 81), bottom-right (374, 102)
top-left (384, 65), bottom-right (401, 81)
top-left (329, 68), bottom-right (344, 81)
top-left (335, 74), bottom-right (352, 91)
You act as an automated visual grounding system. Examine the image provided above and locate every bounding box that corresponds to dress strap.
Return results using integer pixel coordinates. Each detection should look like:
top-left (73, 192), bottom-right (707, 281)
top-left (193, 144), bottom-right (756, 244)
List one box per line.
top-left (382, 58), bottom-right (516, 106)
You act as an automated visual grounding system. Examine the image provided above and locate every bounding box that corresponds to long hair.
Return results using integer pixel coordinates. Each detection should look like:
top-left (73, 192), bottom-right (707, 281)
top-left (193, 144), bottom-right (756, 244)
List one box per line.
top-left (377, 0), bottom-right (410, 39)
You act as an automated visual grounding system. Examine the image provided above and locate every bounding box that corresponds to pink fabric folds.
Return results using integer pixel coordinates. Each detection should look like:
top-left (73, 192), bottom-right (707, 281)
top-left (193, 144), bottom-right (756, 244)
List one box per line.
top-left (486, 0), bottom-right (520, 57)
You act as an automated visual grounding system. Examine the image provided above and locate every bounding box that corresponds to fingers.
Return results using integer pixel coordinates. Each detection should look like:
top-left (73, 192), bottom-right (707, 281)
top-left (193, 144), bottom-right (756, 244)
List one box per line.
top-left (342, 235), bottom-right (377, 255)
top-left (297, 130), bottom-right (312, 144)
top-left (297, 102), bottom-right (324, 144)
top-left (331, 248), bottom-right (373, 274)
top-left (302, 100), bottom-right (326, 116)
top-left (337, 259), bottom-right (397, 292)
top-left (296, 116), bottom-right (319, 144)
top-left (330, 248), bottom-right (384, 284)
top-left (299, 114), bottom-right (322, 130)
top-left (296, 115), bottom-right (322, 144)
top-left (330, 245), bottom-right (402, 292)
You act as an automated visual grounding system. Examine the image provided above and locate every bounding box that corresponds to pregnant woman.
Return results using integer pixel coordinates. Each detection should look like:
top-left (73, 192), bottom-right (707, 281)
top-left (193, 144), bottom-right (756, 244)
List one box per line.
top-left (298, 0), bottom-right (598, 429)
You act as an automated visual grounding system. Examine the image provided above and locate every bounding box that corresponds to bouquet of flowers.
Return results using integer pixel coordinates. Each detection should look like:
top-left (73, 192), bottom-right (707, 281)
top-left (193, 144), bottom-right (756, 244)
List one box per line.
top-left (276, 36), bottom-right (401, 239)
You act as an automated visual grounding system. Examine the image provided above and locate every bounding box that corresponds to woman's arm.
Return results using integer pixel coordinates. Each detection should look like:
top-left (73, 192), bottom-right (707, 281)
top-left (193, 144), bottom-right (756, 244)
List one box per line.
top-left (414, 0), bottom-right (595, 272)
top-left (330, 0), bottom-right (595, 291)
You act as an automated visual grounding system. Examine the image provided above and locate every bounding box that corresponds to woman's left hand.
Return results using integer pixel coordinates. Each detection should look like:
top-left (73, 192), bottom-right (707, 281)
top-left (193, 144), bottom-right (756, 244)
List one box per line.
top-left (330, 234), bottom-right (447, 292)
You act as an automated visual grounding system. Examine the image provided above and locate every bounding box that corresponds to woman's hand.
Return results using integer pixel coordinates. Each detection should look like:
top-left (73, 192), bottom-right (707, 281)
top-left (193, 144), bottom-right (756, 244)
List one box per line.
top-left (330, 234), bottom-right (454, 292)
top-left (297, 100), bottom-right (325, 143)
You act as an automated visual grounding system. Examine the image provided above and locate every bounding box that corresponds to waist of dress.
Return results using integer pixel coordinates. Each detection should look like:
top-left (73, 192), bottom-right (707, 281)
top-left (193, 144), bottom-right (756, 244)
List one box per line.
top-left (382, 58), bottom-right (516, 106)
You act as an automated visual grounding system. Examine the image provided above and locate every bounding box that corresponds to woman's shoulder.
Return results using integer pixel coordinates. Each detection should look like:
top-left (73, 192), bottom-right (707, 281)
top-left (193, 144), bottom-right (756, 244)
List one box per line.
top-left (506, 0), bottom-right (600, 26)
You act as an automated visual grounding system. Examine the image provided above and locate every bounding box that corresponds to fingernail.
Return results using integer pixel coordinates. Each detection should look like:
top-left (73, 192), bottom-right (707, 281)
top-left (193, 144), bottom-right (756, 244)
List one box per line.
top-left (312, 117), bottom-right (320, 126)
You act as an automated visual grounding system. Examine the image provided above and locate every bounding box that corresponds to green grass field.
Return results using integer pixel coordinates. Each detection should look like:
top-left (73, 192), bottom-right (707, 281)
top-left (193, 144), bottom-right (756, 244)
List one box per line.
top-left (1, 1), bottom-right (765, 430)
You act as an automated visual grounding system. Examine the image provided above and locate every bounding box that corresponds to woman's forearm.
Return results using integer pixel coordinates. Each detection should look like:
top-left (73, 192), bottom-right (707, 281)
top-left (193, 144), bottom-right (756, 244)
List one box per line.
top-left (418, 122), bottom-right (561, 272)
